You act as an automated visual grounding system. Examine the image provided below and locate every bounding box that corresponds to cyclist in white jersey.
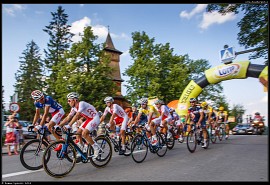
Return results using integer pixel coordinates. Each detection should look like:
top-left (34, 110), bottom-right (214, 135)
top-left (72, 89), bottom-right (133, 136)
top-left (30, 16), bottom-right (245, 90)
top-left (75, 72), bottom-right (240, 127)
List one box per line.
top-left (154, 99), bottom-right (172, 139)
top-left (59, 92), bottom-right (101, 158)
top-left (100, 96), bottom-right (128, 155)
top-left (31, 90), bottom-right (65, 144)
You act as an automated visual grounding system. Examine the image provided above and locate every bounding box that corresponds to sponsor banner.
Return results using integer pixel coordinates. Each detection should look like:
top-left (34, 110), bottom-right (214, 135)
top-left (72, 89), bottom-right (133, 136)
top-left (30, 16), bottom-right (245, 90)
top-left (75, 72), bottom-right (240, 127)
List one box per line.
top-left (258, 66), bottom-right (268, 92)
top-left (176, 80), bottom-right (202, 116)
top-left (205, 61), bottom-right (250, 84)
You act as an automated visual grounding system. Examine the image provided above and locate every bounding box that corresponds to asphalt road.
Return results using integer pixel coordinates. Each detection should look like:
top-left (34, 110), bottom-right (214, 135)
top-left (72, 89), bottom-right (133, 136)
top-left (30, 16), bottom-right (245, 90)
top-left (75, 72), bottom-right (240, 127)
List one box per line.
top-left (1, 135), bottom-right (268, 182)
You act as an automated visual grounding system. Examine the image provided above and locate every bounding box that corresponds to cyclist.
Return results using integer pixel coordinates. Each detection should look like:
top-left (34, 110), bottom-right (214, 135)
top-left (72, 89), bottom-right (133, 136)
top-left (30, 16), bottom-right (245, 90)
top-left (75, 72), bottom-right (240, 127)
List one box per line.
top-left (168, 108), bottom-right (183, 141)
top-left (99, 96), bottom-right (128, 155)
top-left (154, 99), bottom-right (172, 139)
top-left (31, 90), bottom-right (65, 148)
top-left (186, 98), bottom-right (208, 148)
top-left (216, 106), bottom-right (229, 139)
top-left (133, 98), bottom-right (160, 145)
top-left (59, 92), bottom-right (101, 157)
top-left (201, 101), bottom-right (217, 130)
top-left (127, 103), bottom-right (147, 130)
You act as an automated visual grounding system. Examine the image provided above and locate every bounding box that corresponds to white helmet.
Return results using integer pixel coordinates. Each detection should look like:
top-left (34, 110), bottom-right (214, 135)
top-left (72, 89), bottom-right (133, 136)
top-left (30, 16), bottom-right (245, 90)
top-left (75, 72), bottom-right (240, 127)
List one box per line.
top-left (104, 96), bottom-right (114, 103)
top-left (31, 90), bottom-right (44, 100)
top-left (140, 98), bottom-right (148, 105)
top-left (154, 99), bottom-right (163, 105)
top-left (67, 92), bottom-right (79, 99)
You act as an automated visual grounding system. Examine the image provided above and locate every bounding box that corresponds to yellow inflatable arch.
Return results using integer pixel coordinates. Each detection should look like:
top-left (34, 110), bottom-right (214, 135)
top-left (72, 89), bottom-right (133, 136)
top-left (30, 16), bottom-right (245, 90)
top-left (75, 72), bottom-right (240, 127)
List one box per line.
top-left (176, 61), bottom-right (268, 116)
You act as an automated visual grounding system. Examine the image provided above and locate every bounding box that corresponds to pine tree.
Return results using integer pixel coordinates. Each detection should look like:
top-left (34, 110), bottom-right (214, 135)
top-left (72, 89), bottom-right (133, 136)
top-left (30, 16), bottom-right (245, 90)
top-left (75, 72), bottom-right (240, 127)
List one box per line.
top-left (43, 5), bottom-right (74, 98)
top-left (14, 40), bottom-right (44, 121)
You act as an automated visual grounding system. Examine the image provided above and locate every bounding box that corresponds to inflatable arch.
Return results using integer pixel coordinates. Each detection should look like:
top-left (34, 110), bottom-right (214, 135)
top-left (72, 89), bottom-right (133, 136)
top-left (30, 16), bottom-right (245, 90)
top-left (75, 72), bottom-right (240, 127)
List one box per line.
top-left (175, 61), bottom-right (268, 116)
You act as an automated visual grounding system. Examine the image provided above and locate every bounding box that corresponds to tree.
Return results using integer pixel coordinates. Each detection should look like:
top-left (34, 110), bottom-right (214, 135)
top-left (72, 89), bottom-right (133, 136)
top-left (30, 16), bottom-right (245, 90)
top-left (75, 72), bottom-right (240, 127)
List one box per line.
top-left (124, 31), bottom-right (225, 105)
top-left (56, 26), bottom-right (117, 111)
top-left (230, 104), bottom-right (246, 123)
top-left (43, 5), bottom-right (74, 98)
top-left (14, 40), bottom-right (45, 121)
top-left (207, 4), bottom-right (268, 64)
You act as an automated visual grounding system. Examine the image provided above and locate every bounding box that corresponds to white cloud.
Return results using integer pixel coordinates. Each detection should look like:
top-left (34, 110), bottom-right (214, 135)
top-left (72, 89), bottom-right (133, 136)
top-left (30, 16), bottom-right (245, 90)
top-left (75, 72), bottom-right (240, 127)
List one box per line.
top-left (199, 11), bottom-right (236, 30)
top-left (179, 4), bottom-right (207, 19)
top-left (3, 4), bottom-right (26, 17)
top-left (70, 17), bottom-right (91, 42)
top-left (70, 16), bottom-right (130, 43)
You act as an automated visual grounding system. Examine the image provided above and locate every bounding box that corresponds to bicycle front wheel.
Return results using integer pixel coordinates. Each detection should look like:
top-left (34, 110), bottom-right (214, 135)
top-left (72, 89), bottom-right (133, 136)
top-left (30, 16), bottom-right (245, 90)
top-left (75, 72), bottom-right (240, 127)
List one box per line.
top-left (89, 136), bottom-right (112, 168)
top-left (20, 139), bottom-right (49, 170)
top-left (156, 133), bottom-right (167, 157)
top-left (123, 132), bottom-right (134, 156)
top-left (131, 135), bottom-right (148, 163)
top-left (186, 131), bottom-right (197, 153)
top-left (42, 140), bottom-right (76, 178)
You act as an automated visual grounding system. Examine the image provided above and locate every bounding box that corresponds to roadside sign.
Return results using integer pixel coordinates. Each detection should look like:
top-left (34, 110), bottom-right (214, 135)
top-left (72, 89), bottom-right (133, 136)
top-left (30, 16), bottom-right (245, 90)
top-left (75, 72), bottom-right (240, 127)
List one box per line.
top-left (220, 47), bottom-right (235, 64)
top-left (9, 103), bottom-right (20, 112)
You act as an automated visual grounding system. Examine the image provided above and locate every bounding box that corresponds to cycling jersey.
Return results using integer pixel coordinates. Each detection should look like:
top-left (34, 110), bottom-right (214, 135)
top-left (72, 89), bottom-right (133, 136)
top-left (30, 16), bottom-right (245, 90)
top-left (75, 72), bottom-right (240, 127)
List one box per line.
top-left (217, 111), bottom-right (228, 122)
top-left (203, 106), bottom-right (216, 120)
top-left (132, 110), bottom-right (147, 125)
top-left (68, 101), bottom-right (100, 132)
top-left (34, 95), bottom-right (64, 124)
top-left (138, 105), bottom-right (160, 120)
top-left (34, 95), bottom-right (62, 113)
top-left (187, 105), bottom-right (205, 124)
top-left (103, 104), bottom-right (128, 130)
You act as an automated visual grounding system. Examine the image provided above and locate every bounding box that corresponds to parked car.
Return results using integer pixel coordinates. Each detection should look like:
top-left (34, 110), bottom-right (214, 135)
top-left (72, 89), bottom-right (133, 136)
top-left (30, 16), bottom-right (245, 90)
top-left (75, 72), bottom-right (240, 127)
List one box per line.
top-left (232, 123), bottom-right (254, 135)
top-left (18, 121), bottom-right (37, 139)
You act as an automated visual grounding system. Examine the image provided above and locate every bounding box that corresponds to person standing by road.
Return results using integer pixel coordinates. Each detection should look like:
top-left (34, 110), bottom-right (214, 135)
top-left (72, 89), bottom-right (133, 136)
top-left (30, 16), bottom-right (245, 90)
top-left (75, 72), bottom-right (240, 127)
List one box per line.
top-left (4, 115), bottom-right (20, 155)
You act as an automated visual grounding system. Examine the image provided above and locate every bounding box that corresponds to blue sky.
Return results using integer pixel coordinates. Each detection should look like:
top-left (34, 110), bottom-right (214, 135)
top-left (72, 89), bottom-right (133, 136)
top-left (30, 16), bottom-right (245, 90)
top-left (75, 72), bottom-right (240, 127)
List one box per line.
top-left (2, 4), bottom-right (268, 125)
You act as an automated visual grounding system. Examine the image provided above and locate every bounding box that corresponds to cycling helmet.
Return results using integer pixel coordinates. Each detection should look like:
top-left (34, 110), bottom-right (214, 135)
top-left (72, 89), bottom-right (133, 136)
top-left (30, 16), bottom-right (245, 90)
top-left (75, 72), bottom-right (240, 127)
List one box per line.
top-left (154, 99), bottom-right (163, 105)
top-left (189, 98), bottom-right (197, 103)
top-left (67, 92), bottom-right (79, 99)
top-left (31, 90), bottom-right (44, 100)
top-left (132, 103), bottom-right (138, 108)
top-left (140, 98), bottom-right (148, 105)
top-left (201, 101), bottom-right (208, 108)
top-left (104, 96), bottom-right (114, 103)
top-left (255, 112), bottom-right (260, 115)
top-left (219, 106), bottom-right (224, 111)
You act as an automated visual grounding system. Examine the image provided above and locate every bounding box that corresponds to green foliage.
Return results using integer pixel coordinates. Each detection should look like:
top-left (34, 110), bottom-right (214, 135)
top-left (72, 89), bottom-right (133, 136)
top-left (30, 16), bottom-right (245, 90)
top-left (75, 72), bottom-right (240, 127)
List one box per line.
top-left (14, 40), bottom-right (44, 121)
top-left (56, 26), bottom-right (117, 112)
top-left (207, 4), bottom-right (268, 64)
top-left (124, 31), bottom-right (225, 105)
top-left (43, 5), bottom-right (75, 97)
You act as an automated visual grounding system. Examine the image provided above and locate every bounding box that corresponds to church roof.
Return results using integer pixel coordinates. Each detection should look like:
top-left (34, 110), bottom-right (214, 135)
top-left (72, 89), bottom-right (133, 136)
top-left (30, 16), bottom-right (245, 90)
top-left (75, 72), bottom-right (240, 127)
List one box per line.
top-left (104, 32), bottom-right (123, 54)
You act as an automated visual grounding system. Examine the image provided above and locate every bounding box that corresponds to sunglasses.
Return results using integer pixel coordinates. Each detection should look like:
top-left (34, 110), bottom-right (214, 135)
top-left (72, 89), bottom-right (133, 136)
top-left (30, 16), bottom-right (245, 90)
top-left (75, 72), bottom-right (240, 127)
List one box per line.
top-left (68, 99), bottom-right (73, 103)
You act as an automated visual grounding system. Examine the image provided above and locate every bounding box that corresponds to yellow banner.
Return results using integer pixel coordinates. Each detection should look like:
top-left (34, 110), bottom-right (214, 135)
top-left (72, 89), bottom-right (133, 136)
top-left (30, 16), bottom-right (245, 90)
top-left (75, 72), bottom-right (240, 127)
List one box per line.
top-left (259, 66), bottom-right (268, 92)
top-left (205, 61), bottom-right (250, 84)
top-left (176, 80), bottom-right (202, 116)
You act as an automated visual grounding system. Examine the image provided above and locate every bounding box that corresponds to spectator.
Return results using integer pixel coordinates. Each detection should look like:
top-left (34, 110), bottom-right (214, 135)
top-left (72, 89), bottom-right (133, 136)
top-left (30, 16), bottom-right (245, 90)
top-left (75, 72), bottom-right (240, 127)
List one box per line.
top-left (5, 115), bottom-right (20, 155)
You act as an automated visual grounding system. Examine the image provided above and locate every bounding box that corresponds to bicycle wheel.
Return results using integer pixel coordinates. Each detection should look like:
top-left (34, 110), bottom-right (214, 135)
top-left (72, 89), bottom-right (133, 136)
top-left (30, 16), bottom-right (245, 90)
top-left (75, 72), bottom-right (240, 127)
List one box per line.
top-left (131, 135), bottom-right (148, 163)
top-left (42, 140), bottom-right (76, 178)
top-left (123, 133), bottom-right (134, 156)
top-left (166, 131), bottom-right (175, 150)
top-left (186, 131), bottom-right (197, 153)
top-left (20, 139), bottom-right (49, 170)
top-left (89, 136), bottom-right (112, 168)
top-left (210, 127), bottom-right (217, 144)
top-left (218, 128), bottom-right (224, 141)
top-left (156, 133), bottom-right (167, 157)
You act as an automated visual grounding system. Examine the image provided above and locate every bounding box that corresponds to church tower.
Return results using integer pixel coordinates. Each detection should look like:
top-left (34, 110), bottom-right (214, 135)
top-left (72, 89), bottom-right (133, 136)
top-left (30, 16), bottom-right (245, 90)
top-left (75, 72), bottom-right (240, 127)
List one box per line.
top-left (103, 29), bottom-right (130, 109)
